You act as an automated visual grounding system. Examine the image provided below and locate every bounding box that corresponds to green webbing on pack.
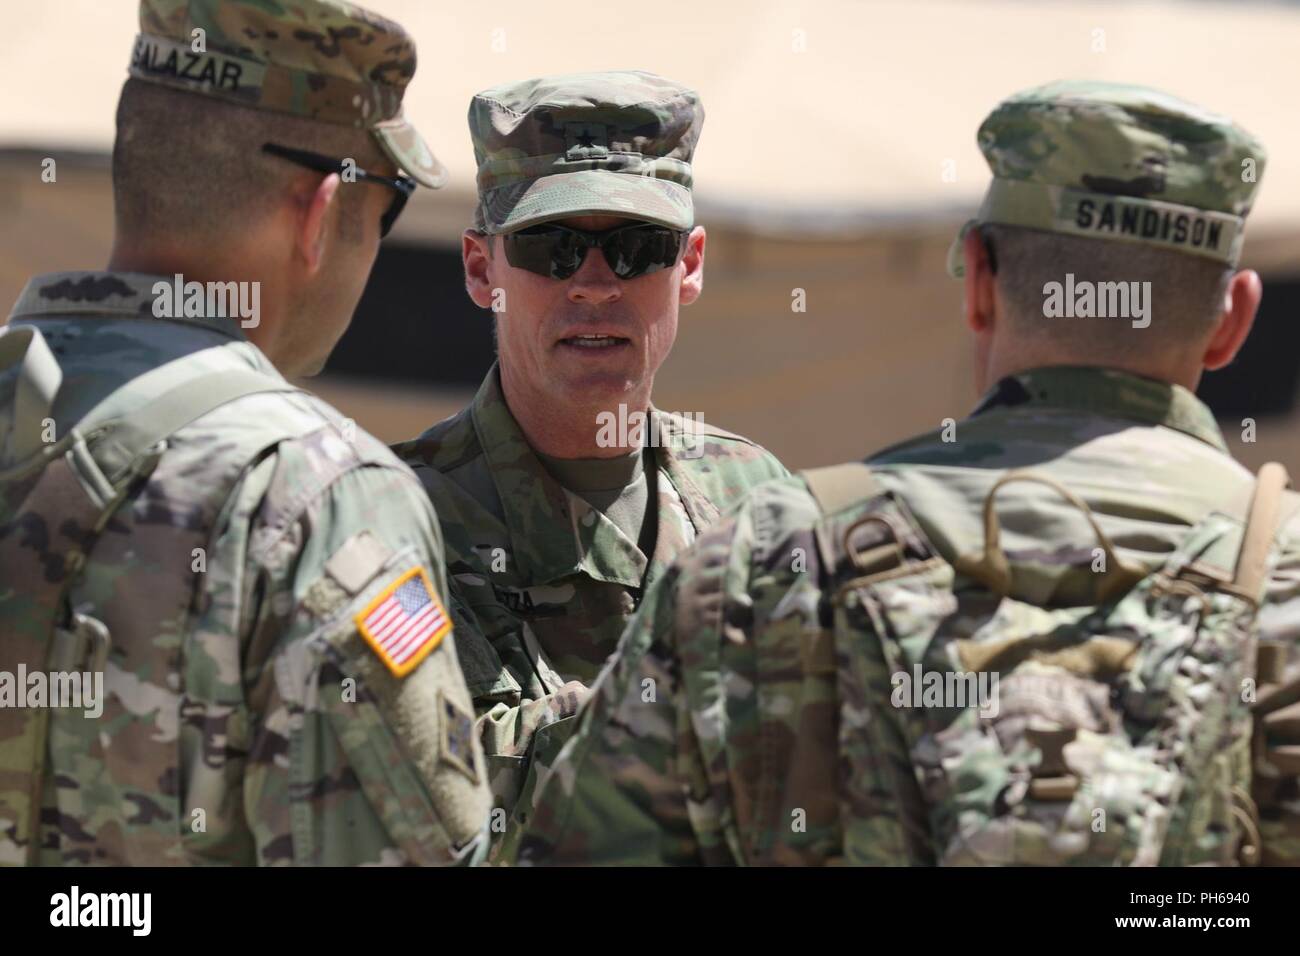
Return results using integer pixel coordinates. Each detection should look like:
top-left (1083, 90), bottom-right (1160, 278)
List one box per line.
top-left (88, 370), bottom-right (301, 486)
top-left (0, 326), bottom-right (62, 463)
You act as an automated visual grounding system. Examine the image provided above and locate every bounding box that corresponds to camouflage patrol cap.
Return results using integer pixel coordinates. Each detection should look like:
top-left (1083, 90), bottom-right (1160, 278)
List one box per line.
top-left (948, 80), bottom-right (1265, 277)
top-left (468, 71), bottom-right (703, 234)
top-left (127, 0), bottom-right (446, 188)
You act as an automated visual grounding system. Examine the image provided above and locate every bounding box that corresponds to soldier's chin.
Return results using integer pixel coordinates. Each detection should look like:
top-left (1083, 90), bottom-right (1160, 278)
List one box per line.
top-left (292, 351), bottom-right (331, 379)
top-left (555, 364), bottom-right (641, 402)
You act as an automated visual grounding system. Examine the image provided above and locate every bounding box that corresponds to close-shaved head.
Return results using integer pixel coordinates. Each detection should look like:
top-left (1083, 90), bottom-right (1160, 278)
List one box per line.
top-left (108, 77), bottom-right (407, 376)
top-left (981, 223), bottom-right (1234, 359)
top-left (112, 77), bottom-right (390, 245)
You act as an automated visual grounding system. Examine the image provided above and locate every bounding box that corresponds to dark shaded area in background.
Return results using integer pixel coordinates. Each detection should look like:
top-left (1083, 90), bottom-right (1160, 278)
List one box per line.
top-left (333, 243), bottom-right (1300, 422)
top-left (1198, 274), bottom-right (1300, 418)
top-left (327, 242), bottom-right (495, 385)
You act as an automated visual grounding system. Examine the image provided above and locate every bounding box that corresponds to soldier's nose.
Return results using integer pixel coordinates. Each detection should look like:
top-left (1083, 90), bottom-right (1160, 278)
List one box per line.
top-left (567, 249), bottom-right (622, 304)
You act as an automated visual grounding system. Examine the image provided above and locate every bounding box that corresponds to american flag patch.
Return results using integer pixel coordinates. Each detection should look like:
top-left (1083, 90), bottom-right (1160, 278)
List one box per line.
top-left (355, 567), bottom-right (451, 677)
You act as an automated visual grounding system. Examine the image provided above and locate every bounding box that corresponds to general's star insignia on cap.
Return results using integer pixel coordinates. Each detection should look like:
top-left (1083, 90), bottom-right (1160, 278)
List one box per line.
top-left (355, 567), bottom-right (451, 677)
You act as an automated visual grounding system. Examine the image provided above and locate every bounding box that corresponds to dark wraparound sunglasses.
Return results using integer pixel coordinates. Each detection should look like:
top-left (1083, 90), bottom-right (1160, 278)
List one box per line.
top-left (261, 142), bottom-right (415, 238)
top-left (502, 221), bottom-right (688, 280)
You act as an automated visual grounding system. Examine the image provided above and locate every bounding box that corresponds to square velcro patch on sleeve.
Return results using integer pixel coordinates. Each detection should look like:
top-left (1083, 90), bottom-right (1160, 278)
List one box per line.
top-left (355, 566), bottom-right (452, 677)
top-left (439, 690), bottom-right (480, 784)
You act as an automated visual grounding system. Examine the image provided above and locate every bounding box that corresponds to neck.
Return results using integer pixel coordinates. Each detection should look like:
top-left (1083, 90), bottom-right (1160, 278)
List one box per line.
top-left (499, 365), bottom-right (651, 459)
top-left (108, 241), bottom-right (210, 282)
top-left (108, 237), bottom-right (290, 359)
top-left (981, 339), bottom-right (1201, 396)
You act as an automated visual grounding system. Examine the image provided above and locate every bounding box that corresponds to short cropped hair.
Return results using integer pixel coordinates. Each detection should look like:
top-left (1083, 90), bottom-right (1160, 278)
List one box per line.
top-left (981, 223), bottom-right (1233, 356)
top-left (112, 78), bottom-right (385, 243)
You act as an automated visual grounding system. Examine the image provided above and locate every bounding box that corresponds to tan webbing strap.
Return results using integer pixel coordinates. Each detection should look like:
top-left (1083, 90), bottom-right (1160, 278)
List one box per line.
top-left (800, 462), bottom-right (885, 516)
top-left (89, 370), bottom-right (300, 485)
top-left (1234, 462), bottom-right (1292, 600)
top-left (1227, 463), bottom-right (1294, 866)
top-left (0, 326), bottom-right (62, 462)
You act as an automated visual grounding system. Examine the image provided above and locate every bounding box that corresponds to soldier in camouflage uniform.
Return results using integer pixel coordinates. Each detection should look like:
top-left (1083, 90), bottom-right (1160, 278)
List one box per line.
top-left (0, 0), bottom-right (490, 865)
top-left (393, 72), bottom-right (788, 852)
top-left (516, 82), bottom-right (1300, 866)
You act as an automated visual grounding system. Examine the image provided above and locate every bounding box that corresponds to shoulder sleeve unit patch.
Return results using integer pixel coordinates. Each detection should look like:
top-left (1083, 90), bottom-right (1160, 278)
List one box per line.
top-left (355, 566), bottom-right (452, 677)
top-left (439, 690), bottom-right (480, 784)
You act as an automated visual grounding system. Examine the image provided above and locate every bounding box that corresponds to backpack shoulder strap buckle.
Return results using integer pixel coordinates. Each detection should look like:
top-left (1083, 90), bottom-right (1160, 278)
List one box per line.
top-left (801, 462), bottom-right (941, 587)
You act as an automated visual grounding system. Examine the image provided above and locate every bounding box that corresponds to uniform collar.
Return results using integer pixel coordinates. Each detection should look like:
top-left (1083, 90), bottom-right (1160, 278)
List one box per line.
top-left (470, 364), bottom-right (658, 589)
top-left (8, 271), bottom-right (249, 341)
top-left (972, 365), bottom-right (1228, 453)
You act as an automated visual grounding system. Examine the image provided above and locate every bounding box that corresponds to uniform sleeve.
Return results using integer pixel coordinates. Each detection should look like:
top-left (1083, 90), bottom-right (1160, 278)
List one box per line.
top-left (510, 563), bottom-right (703, 865)
top-left (763, 447), bottom-right (794, 482)
top-left (516, 478), bottom-right (866, 868)
top-left (1255, 502), bottom-right (1300, 866)
top-left (514, 513), bottom-right (762, 867)
top-left (196, 449), bottom-right (491, 866)
top-left (446, 590), bottom-right (586, 761)
top-left (440, 585), bottom-right (588, 842)
top-left (478, 688), bottom-right (588, 756)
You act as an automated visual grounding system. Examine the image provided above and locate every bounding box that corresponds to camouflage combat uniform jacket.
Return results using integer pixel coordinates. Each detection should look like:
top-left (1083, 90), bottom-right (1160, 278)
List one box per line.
top-left (0, 272), bottom-right (489, 865)
top-left (517, 366), bottom-right (1300, 865)
top-left (393, 365), bottom-right (788, 836)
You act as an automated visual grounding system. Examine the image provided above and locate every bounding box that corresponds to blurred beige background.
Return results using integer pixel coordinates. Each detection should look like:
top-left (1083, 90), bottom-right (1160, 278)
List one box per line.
top-left (2, 0), bottom-right (1298, 470)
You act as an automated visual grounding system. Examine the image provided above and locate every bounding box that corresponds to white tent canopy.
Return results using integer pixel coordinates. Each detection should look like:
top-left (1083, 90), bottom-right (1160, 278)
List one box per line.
top-left (3, 0), bottom-right (1297, 232)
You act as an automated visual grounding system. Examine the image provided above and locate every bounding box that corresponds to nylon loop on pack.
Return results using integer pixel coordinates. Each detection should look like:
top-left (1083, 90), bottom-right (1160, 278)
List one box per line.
top-left (953, 470), bottom-right (1146, 602)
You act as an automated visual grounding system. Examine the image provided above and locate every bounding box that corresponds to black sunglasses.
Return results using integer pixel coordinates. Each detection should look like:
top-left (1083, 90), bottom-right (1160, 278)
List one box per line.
top-left (261, 142), bottom-right (415, 238)
top-left (501, 221), bottom-right (688, 280)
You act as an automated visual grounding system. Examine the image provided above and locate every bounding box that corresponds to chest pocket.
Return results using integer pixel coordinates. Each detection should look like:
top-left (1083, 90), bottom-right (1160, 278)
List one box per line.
top-left (455, 574), bottom-right (637, 694)
top-left (517, 583), bottom-right (637, 687)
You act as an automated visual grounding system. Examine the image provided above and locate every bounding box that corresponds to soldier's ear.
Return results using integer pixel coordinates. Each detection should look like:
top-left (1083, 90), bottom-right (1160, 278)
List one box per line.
top-left (963, 225), bottom-right (996, 335)
top-left (1202, 269), bottom-right (1261, 371)
top-left (297, 172), bottom-right (341, 275)
top-left (463, 229), bottom-right (496, 309)
top-left (678, 226), bottom-right (706, 306)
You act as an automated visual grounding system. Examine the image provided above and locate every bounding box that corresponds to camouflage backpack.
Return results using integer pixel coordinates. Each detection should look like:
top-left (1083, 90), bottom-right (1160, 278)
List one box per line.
top-left (0, 325), bottom-right (298, 865)
top-left (800, 460), bottom-right (1292, 866)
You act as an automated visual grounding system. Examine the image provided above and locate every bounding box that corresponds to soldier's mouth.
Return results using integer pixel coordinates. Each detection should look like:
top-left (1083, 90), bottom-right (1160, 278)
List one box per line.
top-left (558, 334), bottom-right (631, 350)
